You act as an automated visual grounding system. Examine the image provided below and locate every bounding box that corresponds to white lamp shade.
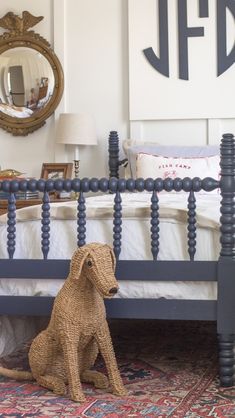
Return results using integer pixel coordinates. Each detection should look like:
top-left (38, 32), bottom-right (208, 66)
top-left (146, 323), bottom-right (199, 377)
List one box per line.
top-left (56, 113), bottom-right (97, 146)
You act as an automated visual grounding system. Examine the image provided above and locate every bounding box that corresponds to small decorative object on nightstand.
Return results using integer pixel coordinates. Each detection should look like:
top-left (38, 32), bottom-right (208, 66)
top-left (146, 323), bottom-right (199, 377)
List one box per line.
top-left (0, 169), bottom-right (23, 178)
top-left (41, 163), bottom-right (73, 180)
top-left (40, 162), bottom-right (73, 198)
top-left (0, 169), bottom-right (39, 200)
top-left (56, 113), bottom-right (97, 179)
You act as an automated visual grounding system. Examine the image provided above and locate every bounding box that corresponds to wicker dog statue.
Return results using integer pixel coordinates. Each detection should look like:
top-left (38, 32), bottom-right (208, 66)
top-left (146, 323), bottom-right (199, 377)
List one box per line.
top-left (0, 243), bottom-right (127, 402)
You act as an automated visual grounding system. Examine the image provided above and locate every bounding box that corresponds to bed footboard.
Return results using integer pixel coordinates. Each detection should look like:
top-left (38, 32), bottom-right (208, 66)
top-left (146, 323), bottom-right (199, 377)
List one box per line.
top-left (0, 133), bottom-right (235, 388)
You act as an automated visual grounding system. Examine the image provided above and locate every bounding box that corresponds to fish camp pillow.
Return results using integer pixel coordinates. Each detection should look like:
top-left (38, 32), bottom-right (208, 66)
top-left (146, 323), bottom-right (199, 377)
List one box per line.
top-left (136, 153), bottom-right (220, 192)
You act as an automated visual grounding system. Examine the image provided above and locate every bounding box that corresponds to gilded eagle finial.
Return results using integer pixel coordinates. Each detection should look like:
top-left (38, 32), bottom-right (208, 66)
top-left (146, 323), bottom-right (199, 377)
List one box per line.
top-left (0, 11), bottom-right (43, 35)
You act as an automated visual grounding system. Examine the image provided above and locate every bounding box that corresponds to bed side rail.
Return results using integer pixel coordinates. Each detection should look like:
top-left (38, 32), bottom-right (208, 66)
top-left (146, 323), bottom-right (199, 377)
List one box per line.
top-left (0, 295), bottom-right (217, 319)
top-left (0, 259), bottom-right (218, 281)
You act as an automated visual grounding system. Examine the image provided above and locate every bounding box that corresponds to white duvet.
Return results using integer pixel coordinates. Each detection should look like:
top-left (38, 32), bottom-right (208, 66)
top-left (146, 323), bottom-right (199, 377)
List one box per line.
top-left (0, 104), bottom-right (33, 118)
top-left (0, 192), bottom-right (221, 355)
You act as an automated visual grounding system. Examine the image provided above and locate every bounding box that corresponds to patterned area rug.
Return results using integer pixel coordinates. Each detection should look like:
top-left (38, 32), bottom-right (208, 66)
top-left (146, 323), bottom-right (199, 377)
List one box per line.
top-left (0, 319), bottom-right (235, 417)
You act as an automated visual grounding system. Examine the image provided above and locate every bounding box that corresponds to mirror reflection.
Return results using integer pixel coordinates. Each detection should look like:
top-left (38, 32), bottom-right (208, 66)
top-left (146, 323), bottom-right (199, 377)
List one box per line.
top-left (0, 47), bottom-right (55, 119)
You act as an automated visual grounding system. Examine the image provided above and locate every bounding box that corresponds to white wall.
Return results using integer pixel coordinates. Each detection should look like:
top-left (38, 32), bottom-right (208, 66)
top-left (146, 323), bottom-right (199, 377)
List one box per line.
top-left (60, 0), bottom-right (129, 177)
top-left (0, 1), bottom-right (234, 178)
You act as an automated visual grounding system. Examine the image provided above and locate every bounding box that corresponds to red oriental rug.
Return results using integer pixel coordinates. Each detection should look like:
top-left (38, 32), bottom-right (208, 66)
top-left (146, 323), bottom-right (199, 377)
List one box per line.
top-left (0, 319), bottom-right (235, 417)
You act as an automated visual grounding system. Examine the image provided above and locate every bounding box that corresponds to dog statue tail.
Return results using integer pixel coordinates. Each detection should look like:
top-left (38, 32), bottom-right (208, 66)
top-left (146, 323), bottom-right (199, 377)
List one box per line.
top-left (0, 366), bottom-right (34, 380)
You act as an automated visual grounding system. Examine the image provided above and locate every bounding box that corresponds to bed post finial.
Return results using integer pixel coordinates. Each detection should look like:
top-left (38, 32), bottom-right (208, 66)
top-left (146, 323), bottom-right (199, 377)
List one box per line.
top-left (220, 133), bottom-right (235, 259)
top-left (108, 131), bottom-right (119, 179)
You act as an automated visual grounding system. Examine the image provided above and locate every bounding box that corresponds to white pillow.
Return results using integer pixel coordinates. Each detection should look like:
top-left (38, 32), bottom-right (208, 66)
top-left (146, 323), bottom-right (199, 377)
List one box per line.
top-left (125, 143), bottom-right (219, 178)
top-left (136, 153), bottom-right (220, 192)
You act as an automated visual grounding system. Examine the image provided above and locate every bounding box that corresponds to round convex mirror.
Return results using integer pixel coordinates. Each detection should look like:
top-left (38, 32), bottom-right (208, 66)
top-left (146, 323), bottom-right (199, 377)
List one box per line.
top-left (0, 11), bottom-right (64, 135)
top-left (0, 47), bottom-right (55, 118)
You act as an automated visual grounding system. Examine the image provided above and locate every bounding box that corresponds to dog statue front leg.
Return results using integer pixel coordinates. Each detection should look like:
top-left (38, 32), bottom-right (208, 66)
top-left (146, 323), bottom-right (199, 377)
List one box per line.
top-left (95, 321), bottom-right (127, 396)
top-left (60, 334), bottom-right (85, 402)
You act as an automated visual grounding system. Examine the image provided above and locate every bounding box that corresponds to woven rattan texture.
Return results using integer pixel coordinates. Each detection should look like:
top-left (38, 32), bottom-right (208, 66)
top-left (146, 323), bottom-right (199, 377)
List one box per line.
top-left (0, 243), bottom-right (126, 402)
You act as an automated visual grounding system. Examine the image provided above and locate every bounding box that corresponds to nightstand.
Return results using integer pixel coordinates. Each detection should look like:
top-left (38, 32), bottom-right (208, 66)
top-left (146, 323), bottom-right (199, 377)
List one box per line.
top-left (0, 197), bottom-right (71, 215)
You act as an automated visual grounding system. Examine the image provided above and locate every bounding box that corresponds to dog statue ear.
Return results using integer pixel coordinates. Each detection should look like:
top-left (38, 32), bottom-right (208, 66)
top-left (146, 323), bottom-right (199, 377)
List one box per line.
top-left (69, 246), bottom-right (90, 280)
top-left (105, 245), bottom-right (116, 272)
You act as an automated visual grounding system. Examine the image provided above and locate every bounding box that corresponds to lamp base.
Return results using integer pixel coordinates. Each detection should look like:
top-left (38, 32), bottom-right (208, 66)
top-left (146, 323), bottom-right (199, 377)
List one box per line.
top-left (71, 159), bottom-right (80, 199)
top-left (74, 159), bottom-right (80, 178)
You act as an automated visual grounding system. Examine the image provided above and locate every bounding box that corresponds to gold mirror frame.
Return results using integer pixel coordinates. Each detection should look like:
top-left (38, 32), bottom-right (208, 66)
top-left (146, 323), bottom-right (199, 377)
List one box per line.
top-left (0, 11), bottom-right (64, 136)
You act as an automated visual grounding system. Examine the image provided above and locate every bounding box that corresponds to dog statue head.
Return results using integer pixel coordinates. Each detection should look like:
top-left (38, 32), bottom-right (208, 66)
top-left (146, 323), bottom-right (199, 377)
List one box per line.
top-left (69, 243), bottom-right (118, 298)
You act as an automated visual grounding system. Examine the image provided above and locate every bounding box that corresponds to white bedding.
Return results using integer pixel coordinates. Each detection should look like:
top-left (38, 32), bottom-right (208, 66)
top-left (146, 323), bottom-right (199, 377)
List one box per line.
top-left (0, 192), bottom-right (220, 355)
top-left (0, 192), bottom-right (220, 299)
top-left (0, 104), bottom-right (33, 118)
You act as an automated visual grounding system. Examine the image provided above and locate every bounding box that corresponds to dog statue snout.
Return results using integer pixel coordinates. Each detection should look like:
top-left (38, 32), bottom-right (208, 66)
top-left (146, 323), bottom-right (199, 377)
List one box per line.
top-left (109, 287), bottom-right (118, 295)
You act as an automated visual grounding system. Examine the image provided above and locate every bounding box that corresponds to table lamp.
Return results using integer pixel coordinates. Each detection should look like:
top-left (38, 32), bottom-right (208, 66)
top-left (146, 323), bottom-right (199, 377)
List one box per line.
top-left (56, 113), bottom-right (97, 178)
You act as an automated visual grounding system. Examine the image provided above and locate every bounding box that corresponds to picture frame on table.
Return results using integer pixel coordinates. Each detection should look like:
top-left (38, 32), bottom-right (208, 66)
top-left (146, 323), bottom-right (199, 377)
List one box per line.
top-left (41, 163), bottom-right (73, 198)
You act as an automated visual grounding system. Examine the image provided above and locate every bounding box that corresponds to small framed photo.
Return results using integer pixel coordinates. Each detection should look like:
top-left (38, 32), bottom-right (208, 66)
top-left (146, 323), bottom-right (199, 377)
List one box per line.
top-left (41, 163), bottom-right (73, 197)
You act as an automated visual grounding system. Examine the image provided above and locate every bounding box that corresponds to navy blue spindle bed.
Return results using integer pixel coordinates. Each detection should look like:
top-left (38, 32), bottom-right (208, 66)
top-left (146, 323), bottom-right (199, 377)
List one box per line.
top-left (0, 132), bottom-right (235, 388)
